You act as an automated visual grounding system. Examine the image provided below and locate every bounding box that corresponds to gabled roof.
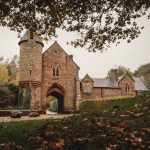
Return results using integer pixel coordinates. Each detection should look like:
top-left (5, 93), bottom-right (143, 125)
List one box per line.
top-left (93, 78), bottom-right (119, 88)
top-left (80, 76), bottom-right (148, 91)
top-left (81, 74), bottom-right (94, 83)
top-left (43, 41), bottom-right (61, 55)
top-left (133, 77), bottom-right (149, 91)
top-left (118, 72), bottom-right (135, 82)
top-left (43, 41), bottom-right (80, 69)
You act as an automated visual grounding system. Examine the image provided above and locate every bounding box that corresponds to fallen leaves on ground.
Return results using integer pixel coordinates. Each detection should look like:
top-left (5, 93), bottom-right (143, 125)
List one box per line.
top-left (0, 95), bottom-right (149, 149)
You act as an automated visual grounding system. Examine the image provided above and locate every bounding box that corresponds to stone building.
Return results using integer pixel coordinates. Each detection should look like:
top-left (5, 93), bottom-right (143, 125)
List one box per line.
top-left (19, 30), bottom-right (148, 112)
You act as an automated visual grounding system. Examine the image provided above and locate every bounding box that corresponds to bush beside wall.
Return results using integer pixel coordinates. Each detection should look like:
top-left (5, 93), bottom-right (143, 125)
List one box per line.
top-left (79, 97), bottom-right (136, 112)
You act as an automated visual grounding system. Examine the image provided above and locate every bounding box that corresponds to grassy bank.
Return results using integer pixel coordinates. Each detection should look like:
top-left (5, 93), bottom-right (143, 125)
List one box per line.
top-left (0, 93), bottom-right (149, 149)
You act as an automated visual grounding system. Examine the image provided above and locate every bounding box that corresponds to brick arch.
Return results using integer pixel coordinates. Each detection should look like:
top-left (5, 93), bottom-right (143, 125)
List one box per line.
top-left (46, 83), bottom-right (66, 113)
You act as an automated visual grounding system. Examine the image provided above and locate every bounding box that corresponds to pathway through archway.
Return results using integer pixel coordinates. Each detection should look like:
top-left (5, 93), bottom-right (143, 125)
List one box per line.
top-left (46, 84), bottom-right (65, 114)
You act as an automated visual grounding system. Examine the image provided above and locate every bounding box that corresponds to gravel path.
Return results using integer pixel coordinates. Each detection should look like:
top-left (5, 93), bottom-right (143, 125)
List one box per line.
top-left (0, 114), bottom-right (73, 122)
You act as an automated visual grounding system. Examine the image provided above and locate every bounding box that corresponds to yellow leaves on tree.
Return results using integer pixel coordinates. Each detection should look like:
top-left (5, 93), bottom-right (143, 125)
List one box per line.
top-left (0, 63), bottom-right (9, 83)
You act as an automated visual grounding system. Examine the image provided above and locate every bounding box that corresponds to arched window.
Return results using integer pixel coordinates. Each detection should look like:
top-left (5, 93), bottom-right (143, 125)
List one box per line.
top-left (125, 84), bottom-right (130, 93)
top-left (85, 83), bottom-right (91, 93)
top-left (52, 63), bottom-right (59, 76)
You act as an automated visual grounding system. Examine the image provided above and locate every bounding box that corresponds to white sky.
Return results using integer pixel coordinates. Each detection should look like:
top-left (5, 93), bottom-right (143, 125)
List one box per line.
top-left (0, 16), bottom-right (150, 78)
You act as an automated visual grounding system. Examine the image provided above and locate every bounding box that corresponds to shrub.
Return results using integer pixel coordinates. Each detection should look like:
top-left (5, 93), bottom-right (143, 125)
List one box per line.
top-left (0, 86), bottom-right (15, 108)
top-left (29, 112), bottom-right (40, 117)
top-left (5, 83), bottom-right (19, 105)
top-left (0, 83), bottom-right (19, 109)
top-left (79, 100), bottom-right (95, 111)
top-left (79, 97), bottom-right (136, 112)
top-left (10, 111), bottom-right (22, 118)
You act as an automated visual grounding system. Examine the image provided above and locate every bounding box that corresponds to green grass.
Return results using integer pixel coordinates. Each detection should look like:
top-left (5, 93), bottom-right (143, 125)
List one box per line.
top-left (0, 120), bottom-right (49, 145)
top-left (0, 93), bottom-right (149, 149)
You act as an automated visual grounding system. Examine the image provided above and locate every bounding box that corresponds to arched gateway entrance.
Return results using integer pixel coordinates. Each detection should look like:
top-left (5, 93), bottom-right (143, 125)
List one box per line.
top-left (46, 83), bottom-right (65, 113)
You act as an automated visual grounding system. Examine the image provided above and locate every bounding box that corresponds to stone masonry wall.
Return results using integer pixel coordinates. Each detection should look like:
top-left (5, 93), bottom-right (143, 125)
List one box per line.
top-left (19, 40), bottom-right (42, 82)
top-left (119, 74), bottom-right (136, 96)
top-left (101, 88), bottom-right (121, 98)
top-left (19, 39), bottom-right (43, 110)
top-left (41, 42), bottom-right (79, 111)
top-left (82, 87), bottom-right (122, 99)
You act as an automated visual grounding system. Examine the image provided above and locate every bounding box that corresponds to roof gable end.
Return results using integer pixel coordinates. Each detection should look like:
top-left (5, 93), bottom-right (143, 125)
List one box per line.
top-left (118, 72), bottom-right (135, 83)
top-left (43, 41), bottom-right (80, 69)
top-left (81, 74), bottom-right (94, 83)
top-left (43, 41), bottom-right (67, 55)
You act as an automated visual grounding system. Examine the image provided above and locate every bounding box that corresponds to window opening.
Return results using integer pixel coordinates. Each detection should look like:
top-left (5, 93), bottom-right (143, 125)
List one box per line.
top-left (53, 63), bottom-right (59, 76)
top-left (30, 70), bottom-right (32, 76)
top-left (85, 83), bottom-right (91, 93)
top-left (125, 84), bottom-right (130, 93)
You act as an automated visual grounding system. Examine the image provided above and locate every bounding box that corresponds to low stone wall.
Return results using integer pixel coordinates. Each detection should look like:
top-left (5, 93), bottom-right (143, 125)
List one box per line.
top-left (0, 110), bottom-right (46, 117)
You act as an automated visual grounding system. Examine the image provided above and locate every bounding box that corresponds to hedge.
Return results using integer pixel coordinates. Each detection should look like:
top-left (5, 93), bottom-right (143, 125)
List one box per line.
top-left (79, 97), bottom-right (135, 111)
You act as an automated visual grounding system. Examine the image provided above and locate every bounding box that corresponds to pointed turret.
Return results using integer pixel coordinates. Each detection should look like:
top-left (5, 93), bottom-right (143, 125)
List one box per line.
top-left (18, 30), bottom-right (44, 47)
top-left (18, 30), bottom-right (43, 110)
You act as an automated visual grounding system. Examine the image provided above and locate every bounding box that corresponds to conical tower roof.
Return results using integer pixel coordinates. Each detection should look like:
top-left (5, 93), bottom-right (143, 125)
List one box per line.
top-left (18, 30), bottom-right (44, 46)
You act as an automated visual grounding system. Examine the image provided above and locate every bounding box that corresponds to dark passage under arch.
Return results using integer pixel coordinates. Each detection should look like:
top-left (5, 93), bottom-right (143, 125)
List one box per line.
top-left (46, 84), bottom-right (65, 114)
top-left (47, 92), bottom-right (64, 113)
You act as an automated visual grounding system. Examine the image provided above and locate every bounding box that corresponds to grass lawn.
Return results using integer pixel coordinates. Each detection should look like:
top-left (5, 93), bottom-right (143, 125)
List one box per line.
top-left (0, 93), bottom-right (149, 149)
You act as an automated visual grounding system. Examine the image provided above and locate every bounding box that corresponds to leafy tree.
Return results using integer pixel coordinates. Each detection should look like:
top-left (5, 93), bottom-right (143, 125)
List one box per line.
top-left (5, 83), bottom-right (19, 105)
top-left (0, 56), bottom-right (19, 107)
top-left (6, 55), bottom-right (19, 84)
top-left (0, 63), bottom-right (9, 84)
top-left (0, 83), bottom-right (19, 107)
top-left (134, 63), bottom-right (150, 88)
top-left (107, 66), bottom-right (133, 79)
top-left (0, 55), bottom-right (19, 84)
top-left (0, 0), bottom-right (150, 52)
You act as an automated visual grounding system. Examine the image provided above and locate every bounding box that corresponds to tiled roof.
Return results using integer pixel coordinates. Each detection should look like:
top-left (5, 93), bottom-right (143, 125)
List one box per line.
top-left (89, 77), bottom-right (148, 91)
top-left (133, 77), bottom-right (149, 91)
top-left (93, 78), bottom-right (119, 88)
top-left (19, 30), bottom-right (43, 45)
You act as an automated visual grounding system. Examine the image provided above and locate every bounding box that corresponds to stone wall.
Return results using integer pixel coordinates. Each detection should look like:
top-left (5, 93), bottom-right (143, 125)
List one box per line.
top-left (41, 42), bottom-right (79, 111)
top-left (119, 74), bottom-right (136, 96)
top-left (101, 88), bottom-right (121, 98)
top-left (93, 87), bottom-right (102, 98)
top-left (19, 40), bottom-right (42, 82)
top-left (19, 37), bottom-right (43, 110)
top-left (81, 87), bottom-right (122, 99)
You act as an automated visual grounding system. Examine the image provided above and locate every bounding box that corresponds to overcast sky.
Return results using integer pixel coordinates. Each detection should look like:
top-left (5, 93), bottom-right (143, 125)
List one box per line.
top-left (0, 16), bottom-right (150, 78)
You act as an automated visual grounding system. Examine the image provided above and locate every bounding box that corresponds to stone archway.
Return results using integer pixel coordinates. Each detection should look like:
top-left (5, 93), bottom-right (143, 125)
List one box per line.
top-left (46, 83), bottom-right (65, 113)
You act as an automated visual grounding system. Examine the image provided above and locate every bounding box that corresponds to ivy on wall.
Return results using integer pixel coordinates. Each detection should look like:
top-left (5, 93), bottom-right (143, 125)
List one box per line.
top-left (22, 86), bottom-right (31, 109)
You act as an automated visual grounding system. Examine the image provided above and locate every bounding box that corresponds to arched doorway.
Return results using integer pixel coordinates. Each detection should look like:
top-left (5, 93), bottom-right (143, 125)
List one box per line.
top-left (46, 83), bottom-right (65, 113)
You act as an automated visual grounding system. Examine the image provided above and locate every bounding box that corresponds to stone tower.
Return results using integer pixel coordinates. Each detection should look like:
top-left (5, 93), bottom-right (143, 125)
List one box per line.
top-left (18, 30), bottom-right (43, 110)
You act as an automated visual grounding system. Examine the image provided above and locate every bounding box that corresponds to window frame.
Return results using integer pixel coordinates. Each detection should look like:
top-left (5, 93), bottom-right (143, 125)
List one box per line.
top-left (52, 63), bottom-right (60, 77)
top-left (125, 84), bottom-right (130, 93)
